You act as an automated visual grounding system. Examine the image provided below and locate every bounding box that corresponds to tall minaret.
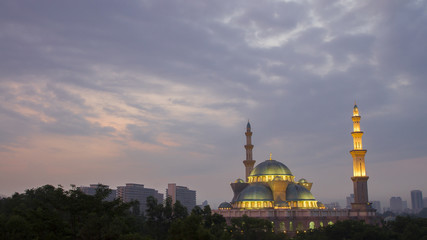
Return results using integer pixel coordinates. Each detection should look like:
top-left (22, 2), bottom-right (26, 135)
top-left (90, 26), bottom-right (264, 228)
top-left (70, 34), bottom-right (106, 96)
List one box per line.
top-left (243, 121), bottom-right (256, 182)
top-left (350, 103), bottom-right (370, 210)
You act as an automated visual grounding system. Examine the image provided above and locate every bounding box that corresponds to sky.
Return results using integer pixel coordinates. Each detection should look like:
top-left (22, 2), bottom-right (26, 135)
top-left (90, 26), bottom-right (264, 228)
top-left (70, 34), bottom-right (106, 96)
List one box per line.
top-left (1, 0), bottom-right (426, 209)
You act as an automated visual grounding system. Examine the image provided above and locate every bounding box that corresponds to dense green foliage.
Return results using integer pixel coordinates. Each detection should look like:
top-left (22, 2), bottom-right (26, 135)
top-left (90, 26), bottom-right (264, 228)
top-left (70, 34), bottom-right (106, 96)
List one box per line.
top-left (0, 185), bottom-right (426, 240)
top-left (0, 184), bottom-right (143, 240)
top-left (295, 217), bottom-right (427, 240)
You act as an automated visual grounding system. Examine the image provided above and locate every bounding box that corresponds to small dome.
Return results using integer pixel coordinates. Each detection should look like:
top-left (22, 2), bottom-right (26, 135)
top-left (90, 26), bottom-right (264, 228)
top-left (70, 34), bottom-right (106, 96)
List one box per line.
top-left (236, 184), bottom-right (273, 202)
top-left (298, 178), bottom-right (307, 183)
top-left (286, 183), bottom-right (315, 201)
top-left (218, 202), bottom-right (232, 209)
top-left (234, 178), bottom-right (245, 183)
top-left (249, 160), bottom-right (293, 177)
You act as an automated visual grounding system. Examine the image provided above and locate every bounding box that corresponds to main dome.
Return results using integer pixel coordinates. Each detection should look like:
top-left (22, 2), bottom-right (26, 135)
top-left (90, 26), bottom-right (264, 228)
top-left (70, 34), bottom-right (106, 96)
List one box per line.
top-left (249, 160), bottom-right (293, 177)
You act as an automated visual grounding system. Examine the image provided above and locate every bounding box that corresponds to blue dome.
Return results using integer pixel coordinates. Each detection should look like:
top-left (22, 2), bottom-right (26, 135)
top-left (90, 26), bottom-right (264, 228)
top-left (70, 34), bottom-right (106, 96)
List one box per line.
top-left (298, 178), bottom-right (307, 183)
top-left (236, 184), bottom-right (273, 202)
top-left (286, 183), bottom-right (315, 201)
top-left (234, 178), bottom-right (245, 183)
top-left (249, 160), bottom-right (293, 177)
top-left (218, 202), bottom-right (232, 209)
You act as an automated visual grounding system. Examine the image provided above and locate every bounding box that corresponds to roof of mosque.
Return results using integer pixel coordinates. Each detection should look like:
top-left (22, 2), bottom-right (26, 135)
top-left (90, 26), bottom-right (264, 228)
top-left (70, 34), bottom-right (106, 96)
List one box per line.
top-left (249, 160), bottom-right (293, 177)
top-left (286, 183), bottom-right (316, 201)
top-left (235, 183), bottom-right (274, 202)
top-left (218, 202), bottom-right (232, 209)
top-left (234, 178), bottom-right (245, 183)
top-left (298, 178), bottom-right (307, 183)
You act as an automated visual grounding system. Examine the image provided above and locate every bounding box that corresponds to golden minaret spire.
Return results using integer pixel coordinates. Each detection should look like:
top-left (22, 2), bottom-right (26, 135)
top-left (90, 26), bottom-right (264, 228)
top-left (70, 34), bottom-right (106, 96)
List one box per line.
top-left (351, 103), bottom-right (365, 175)
top-left (243, 121), bottom-right (256, 182)
top-left (350, 103), bottom-right (371, 210)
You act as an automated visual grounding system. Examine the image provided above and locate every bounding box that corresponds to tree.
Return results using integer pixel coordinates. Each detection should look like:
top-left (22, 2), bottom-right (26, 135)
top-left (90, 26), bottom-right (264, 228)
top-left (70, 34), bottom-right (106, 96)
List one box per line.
top-left (228, 215), bottom-right (285, 240)
top-left (296, 220), bottom-right (393, 240)
top-left (418, 208), bottom-right (427, 218)
top-left (172, 200), bottom-right (188, 219)
top-left (387, 216), bottom-right (427, 240)
top-left (168, 214), bottom-right (213, 240)
top-left (0, 184), bottom-right (145, 240)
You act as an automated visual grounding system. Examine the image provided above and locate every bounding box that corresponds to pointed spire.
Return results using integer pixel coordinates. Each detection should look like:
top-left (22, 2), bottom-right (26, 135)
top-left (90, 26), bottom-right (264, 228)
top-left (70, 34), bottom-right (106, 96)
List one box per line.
top-left (353, 102), bottom-right (359, 116)
top-left (246, 120), bottom-right (251, 130)
top-left (269, 153), bottom-right (272, 160)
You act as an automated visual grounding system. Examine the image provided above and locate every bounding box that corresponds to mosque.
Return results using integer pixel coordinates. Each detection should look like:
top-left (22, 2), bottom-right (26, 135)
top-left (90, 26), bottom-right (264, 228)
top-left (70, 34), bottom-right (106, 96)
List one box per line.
top-left (215, 104), bottom-right (378, 233)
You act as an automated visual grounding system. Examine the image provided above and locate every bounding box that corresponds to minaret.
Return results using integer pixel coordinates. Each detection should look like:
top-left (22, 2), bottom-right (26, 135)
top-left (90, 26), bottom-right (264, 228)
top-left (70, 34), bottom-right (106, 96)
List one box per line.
top-left (350, 103), bottom-right (370, 210)
top-left (243, 121), bottom-right (256, 182)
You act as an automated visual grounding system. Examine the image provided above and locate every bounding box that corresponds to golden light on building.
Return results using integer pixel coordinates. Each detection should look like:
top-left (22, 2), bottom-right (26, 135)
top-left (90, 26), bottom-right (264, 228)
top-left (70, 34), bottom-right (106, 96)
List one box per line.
top-left (216, 110), bottom-right (378, 233)
top-left (223, 121), bottom-right (324, 211)
top-left (350, 104), bottom-right (367, 177)
top-left (350, 103), bottom-right (371, 210)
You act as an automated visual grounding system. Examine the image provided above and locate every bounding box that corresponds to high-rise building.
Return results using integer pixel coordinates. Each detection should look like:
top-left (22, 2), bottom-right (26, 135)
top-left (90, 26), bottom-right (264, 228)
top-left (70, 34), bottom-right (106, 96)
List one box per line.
top-left (402, 200), bottom-right (408, 210)
top-left (346, 194), bottom-right (354, 209)
top-left (167, 183), bottom-right (196, 211)
top-left (423, 197), bottom-right (427, 209)
top-left (79, 184), bottom-right (116, 201)
top-left (371, 201), bottom-right (381, 214)
top-left (325, 202), bottom-right (341, 209)
top-left (201, 200), bottom-right (209, 207)
top-left (117, 183), bottom-right (163, 214)
top-left (390, 197), bottom-right (403, 213)
top-left (411, 190), bottom-right (423, 213)
top-left (350, 104), bottom-right (371, 210)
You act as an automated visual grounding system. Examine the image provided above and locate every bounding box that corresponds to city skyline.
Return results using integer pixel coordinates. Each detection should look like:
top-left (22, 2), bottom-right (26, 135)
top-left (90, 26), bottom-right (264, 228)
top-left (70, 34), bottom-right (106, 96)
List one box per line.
top-left (1, 1), bottom-right (427, 209)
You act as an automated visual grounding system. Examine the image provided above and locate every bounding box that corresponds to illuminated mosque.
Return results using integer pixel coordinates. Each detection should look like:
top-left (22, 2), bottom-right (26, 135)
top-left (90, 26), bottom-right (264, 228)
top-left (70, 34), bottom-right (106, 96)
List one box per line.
top-left (215, 104), bottom-right (378, 233)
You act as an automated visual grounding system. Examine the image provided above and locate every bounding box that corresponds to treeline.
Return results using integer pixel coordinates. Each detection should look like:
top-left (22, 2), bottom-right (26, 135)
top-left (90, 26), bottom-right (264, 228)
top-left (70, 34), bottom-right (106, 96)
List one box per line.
top-left (0, 185), bottom-right (426, 240)
top-left (0, 184), bottom-right (282, 240)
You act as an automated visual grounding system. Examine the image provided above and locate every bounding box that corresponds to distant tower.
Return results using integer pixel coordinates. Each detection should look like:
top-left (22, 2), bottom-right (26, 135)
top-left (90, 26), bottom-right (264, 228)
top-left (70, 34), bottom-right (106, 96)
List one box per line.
top-left (411, 190), bottom-right (423, 213)
top-left (350, 103), bottom-right (371, 210)
top-left (243, 121), bottom-right (256, 182)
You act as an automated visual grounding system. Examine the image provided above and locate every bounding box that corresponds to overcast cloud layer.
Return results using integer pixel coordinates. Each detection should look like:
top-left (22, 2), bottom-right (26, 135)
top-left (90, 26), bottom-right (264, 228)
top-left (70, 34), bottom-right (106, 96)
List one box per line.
top-left (1, 0), bottom-right (426, 208)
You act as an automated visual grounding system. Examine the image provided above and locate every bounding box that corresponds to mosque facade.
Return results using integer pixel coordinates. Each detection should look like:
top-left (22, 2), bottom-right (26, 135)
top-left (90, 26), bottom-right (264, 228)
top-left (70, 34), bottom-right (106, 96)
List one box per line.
top-left (215, 104), bottom-right (378, 233)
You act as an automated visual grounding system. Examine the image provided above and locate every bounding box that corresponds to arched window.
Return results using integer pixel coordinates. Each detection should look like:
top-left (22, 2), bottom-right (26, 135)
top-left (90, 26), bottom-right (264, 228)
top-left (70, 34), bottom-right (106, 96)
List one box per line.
top-left (309, 221), bottom-right (315, 229)
top-left (280, 222), bottom-right (286, 231)
top-left (328, 221), bottom-right (334, 225)
top-left (297, 222), bottom-right (304, 231)
top-left (289, 221), bottom-right (293, 231)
